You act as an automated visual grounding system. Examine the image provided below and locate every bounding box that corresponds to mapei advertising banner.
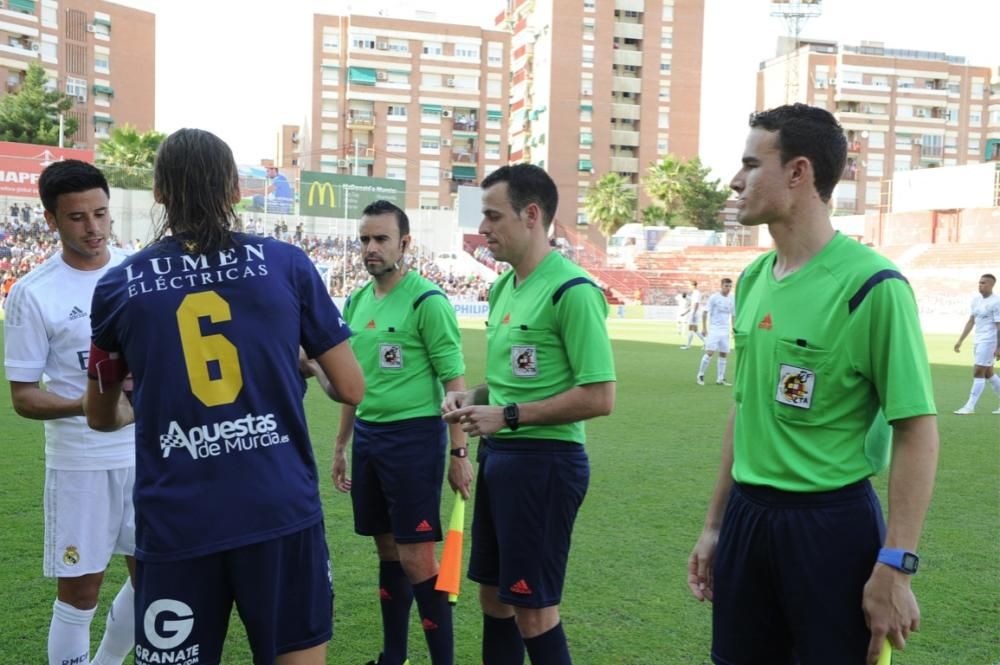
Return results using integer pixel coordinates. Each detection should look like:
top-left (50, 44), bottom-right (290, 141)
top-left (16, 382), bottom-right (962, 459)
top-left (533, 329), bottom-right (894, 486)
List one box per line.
top-left (299, 171), bottom-right (405, 219)
top-left (0, 142), bottom-right (95, 197)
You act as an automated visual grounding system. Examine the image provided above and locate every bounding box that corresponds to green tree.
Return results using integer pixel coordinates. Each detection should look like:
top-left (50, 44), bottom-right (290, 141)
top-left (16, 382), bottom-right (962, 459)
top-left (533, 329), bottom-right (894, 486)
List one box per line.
top-left (642, 155), bottom-right (730, 230)
top-left (97, 125), bottom-right (165, 189)
top-left (583, 173), bottom-right (637, 238)
top-left (0, 61), bottom-right (78, 145)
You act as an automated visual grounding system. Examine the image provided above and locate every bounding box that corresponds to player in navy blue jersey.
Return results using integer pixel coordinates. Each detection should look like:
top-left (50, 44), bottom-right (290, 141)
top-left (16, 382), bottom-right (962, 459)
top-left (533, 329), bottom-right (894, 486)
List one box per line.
top-left (83, 128), bottom-right (365, 665)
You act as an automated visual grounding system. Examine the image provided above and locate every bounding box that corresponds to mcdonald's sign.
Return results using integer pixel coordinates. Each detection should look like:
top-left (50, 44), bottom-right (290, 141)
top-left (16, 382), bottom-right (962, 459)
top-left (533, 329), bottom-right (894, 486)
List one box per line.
top-left (299, 172), bottom-right (405, 219)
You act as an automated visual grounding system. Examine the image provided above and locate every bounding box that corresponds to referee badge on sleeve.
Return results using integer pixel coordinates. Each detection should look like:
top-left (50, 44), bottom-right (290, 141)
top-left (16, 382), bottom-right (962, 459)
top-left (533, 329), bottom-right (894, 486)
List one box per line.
top-left (511, 345), bottom-right (537, 377)
top-left (380, 343), bottom-right (403, 369)
top-left (775, 364), bottom-right (815, 409)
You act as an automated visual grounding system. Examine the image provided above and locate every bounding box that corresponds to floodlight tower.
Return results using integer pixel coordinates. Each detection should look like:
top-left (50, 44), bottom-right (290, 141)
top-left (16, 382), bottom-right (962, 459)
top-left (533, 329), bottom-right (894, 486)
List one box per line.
top-left (769, 0), bottom-right (823, 103)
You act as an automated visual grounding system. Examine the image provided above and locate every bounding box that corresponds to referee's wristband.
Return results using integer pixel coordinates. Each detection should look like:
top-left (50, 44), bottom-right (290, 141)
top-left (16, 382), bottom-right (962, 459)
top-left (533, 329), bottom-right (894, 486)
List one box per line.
top-left (877, 548), bottom-right (919, 575)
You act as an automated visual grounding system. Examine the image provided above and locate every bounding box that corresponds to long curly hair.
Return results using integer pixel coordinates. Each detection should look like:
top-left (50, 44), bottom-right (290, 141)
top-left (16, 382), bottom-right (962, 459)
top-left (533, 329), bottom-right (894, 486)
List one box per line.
top-left (152, 128), bottom-right (242, 254)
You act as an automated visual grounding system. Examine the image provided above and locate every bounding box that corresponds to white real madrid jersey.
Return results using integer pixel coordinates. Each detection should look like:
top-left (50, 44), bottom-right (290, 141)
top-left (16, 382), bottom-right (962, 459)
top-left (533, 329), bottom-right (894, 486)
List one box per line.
top-left (4, 248), bottom-right (134, 470)
top-left (971, 294), bottom-right (1000, 345)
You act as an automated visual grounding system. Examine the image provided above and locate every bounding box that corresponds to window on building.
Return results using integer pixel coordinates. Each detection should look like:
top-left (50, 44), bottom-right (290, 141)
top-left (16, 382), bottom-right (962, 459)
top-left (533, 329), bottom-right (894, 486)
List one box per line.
top-left (488, 42), bottom-right (503, 66)
top-left (971, 81), bottom-right (984, 97)
top-left (453, 75), bottom-right (478, 90)
top-left (868, 131), bottom-right (885, 149)
top-left (657, 137), bottom-right (669, 153)
top-left (352, 34), bottom-right (375, 50)
top-left (582, 44), bottom-right (594, 64)
top-left (455, 43), bottom-right (479, 60)
top-left (969, 110), bottom-right (982, 125)
top-left (419, 195), bottom-right (439, 209)
top-left (42, 4), bottom-right (58, 26)
top-left (487, 79), bottom-right (501, 98)
top-left (579, 104), bottom-right (592, 122)
top-left (386, 133), bottom-right (407, 153)
top-left (584, 0), bottom-right (595, 10)
top-left (896, 105), bottom-right (913, 118)
top-left (41, 41), bottom-right (57, 63)
top-left (579, 132), bottom-right (593, 146)
top-left (388, 39), bottom-right (409, 53)
top-left (658, 111), bottom-right (669, 128)
top-left (94, 53), bottom-right (110, 73)
top-left (867, 158), bottom-right (883, 176)
top-left (661, 32), bottom-right (672, 48)
top-left (947, 78), bottom-right (961, 94)
top-left (420, 165), bottom-right (439, 186)
top-left (945, 134), bottom-right (958, 150)
top-left (894, 133), bottom-right (913, 149)
top-left (662, 4), bottom-right (673, 20)
top-left (322, 30), bottom-right (339, 50)
top-left (422, 73), bottom-right (443, 89)
top-left (321, 66), bottom-right (339, 84)
top-left (423, 42), bottom-right (443, 56)
top-left (421, 137), bottom-right (441, 154)
top-left (659, 85), bottom-right (670, 100)
top-left (896, 77), bottom-right (914, 89)
top-left (583, 18), bottom-right (596, 38)
top-left (65, 77), bottom-right (87, 100)
top-left (321, 131), bottom-right (338, 149)
top-left (386, 166), bottom-right (406, 181)
top-left (485, 142), bottom-right (501, 159)
top-left (865, 182), bottom-right (882, 207)
top-left (968, 137), bottom-right (980, 153)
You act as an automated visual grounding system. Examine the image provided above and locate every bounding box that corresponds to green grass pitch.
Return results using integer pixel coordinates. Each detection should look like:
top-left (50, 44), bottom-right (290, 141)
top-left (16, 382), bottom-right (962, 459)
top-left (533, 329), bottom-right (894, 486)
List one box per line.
top-left (0, 322), bottom-right (996, 664)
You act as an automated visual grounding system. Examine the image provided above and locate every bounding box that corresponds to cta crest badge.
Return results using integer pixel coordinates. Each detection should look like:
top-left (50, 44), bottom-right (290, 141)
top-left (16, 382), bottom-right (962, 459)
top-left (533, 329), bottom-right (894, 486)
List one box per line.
top-left (380, 343), bottom-right (403, 369)
top-left (775, 364), bottom-right (815, 409)
top-left (511, 345), bottom-right (537, 377)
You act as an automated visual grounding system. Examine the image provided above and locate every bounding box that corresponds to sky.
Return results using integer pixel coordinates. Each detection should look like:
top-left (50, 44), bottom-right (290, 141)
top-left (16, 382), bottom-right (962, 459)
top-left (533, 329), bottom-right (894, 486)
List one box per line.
top-left (117, 0), bottom-right (999, 183)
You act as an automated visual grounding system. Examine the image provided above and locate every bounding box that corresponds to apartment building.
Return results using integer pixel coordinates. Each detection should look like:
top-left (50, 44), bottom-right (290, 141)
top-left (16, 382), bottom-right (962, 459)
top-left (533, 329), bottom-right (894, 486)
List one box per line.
top-left (0, 0), bottom-right (154, 150)
top-left (309, 13), bottom-right (510, 210)
top-left (758, 40), bottom-right (1000, 214)
top-left (499, 0), bottom-right (704, 245)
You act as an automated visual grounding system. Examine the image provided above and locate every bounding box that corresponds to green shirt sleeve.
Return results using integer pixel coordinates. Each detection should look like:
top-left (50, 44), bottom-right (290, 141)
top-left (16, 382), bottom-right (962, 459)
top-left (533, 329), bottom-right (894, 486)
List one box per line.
top-left (555, 281), bottom-right (616, 385)
top-left (417, 292), bottom-right (466, 383)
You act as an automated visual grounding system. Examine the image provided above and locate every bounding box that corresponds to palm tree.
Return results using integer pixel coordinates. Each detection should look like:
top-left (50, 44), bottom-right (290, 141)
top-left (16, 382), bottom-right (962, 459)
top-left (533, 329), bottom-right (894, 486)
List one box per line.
top-left (97, 125), bottom-right (165, 189)
top-left (642, 155), bottom-right (686, 218)
top-left (583, 173), bottom-right (637, 238)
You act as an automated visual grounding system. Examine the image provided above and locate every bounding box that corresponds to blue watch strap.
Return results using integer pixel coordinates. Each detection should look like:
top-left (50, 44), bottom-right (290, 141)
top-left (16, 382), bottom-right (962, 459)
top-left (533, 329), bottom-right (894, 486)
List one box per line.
top-left (877, 547), bottom-right (919, 574)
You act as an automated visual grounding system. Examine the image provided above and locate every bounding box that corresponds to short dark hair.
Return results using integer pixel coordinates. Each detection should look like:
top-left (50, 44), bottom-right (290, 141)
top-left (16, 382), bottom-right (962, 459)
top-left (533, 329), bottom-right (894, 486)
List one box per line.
top-left (721, 278), bottom-right (733, 285)
top-left (38, 160), bottom-right (110, 214)
top-left (362, 199), bottom-right (409, 236)
top-left (983, 273), bottom-right (997, 283)
top-left (480, 164), bottom-right (558, 229)
top-left (153, 128), bottom-right (240, 254)
top-left (749, 103), bottom-right (847, 203)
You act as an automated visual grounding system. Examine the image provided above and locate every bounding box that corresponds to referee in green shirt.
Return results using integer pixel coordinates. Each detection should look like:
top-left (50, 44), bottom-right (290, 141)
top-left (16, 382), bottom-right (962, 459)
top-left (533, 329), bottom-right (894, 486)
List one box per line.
top-left (687, 105), bottom-right (939, 665)
top-left (443, 164), bottom-right (616, 665)
top-left (334, 200), bottom-right (473, 665)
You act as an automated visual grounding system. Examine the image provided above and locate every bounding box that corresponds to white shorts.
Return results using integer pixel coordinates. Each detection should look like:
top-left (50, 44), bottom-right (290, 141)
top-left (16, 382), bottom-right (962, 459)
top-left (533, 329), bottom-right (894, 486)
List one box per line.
top-left (706, 330), bottom-right (731, 353)
top-left (973, 342), bottom-right (997, 367)
top-left (688, 311), bottom-right (700, 325)
top-left (43, 466), bottom-right (136, 578)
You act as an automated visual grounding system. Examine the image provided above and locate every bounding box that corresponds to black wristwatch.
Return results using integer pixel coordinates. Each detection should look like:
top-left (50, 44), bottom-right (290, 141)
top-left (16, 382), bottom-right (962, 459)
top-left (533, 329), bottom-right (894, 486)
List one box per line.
top-left (503, 403), bottom-right (520, 431)
top-left (877, 548), bottom-right (919, 575)
top-left (449, 447), bottom-right (468, 458)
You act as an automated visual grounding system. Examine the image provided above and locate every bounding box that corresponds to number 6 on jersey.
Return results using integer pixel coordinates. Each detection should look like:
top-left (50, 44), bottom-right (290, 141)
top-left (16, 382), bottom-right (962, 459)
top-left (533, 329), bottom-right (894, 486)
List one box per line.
top-left (176, 291), bottom-right (244, 406)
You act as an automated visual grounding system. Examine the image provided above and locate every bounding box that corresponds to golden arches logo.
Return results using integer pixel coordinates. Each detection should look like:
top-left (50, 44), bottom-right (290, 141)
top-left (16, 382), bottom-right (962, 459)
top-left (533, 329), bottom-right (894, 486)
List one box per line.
top-left (307, 181), bottom-right (337, 208)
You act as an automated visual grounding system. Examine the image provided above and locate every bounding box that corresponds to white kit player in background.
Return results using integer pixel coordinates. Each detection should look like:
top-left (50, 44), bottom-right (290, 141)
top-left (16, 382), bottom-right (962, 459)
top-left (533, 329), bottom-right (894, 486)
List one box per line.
top-left (681, 281), bottom-right (705, 350)
top-left (697, 278), bottom-right (735, 386)
top-left (3, 160), bottom-right (136, 665)
top-left (953, 273), bottom-right (1000, 415)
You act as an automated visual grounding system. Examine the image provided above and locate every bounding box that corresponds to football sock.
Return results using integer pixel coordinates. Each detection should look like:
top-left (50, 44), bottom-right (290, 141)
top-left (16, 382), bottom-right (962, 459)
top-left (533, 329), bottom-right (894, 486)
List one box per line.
top-left (92, 580), bottom-right (134, 665)
top-left (717, 358), bottom-right (728, 382)
top-left (483, 614), bottom-right (524, 665)
top-left (523, 622), bottom-right (571, 665)
top-left (698, 355), bottom-right (710, 379)
top-left (49, 599), bottom-right (95, 665)
top-left (694, 330), bottom-right (705, 342)
top-left (686, 332), bottom-right (695, 347)
top-left (412, 576), bottom-right (453, 665)
top-left (379, 560), bottom-right (413, 665)
top-left (989, 374), bottom-right (1000, 395)
top-left (966, 378), bottom-right (986, 408)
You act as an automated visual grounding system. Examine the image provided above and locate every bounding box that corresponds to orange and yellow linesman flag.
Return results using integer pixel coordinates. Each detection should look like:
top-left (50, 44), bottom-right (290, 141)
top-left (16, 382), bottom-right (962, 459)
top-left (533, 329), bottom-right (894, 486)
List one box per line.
top-left (435, 492), bottom-right (466, 605)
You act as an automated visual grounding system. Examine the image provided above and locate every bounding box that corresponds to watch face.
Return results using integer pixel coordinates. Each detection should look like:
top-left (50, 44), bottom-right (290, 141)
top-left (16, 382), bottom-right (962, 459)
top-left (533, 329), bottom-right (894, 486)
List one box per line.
top-left (902, 553), bottom-right (919, 573)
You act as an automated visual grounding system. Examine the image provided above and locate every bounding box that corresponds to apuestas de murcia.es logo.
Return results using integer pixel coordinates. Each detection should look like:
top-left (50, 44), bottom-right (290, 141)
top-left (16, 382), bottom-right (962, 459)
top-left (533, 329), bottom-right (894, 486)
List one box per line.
top-left (159, 413), bottom-right (289, 460)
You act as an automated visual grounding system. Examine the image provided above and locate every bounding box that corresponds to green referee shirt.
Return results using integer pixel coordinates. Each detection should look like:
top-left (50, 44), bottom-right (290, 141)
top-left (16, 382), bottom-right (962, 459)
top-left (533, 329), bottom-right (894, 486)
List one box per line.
top-left (343, 271), bottom-right (465, 422)
top-left (732, 232), bottom-right (936, 492)
top-left (486, 251), bottom-right (616, 444)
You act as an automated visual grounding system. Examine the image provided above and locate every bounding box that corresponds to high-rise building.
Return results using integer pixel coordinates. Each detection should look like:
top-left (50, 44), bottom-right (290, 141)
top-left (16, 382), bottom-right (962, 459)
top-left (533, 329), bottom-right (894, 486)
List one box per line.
top-left (758, 40), bottom-right (1000, 215)
top-left (309, 13), bottom-right (510, 210)
top-left (0, 0), bottom-right (155, 150)
top-left (499, 0), bottom-right (704, 245)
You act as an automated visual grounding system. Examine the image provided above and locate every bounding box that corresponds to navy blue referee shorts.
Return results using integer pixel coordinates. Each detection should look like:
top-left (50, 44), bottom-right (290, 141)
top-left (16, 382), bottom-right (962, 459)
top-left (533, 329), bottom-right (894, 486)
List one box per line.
top-left (134, 521), bottom-right (332, 665)
top-left (351, 416), bottom-right (446, 543)
top-left (711, 480), bottom-right (886, 665)
top-left (467, 437), bottom-right (589, 608)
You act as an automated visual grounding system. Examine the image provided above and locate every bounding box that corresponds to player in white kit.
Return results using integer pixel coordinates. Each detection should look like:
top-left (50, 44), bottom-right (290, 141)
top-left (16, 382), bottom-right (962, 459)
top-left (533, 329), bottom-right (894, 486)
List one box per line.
top-left (697, 278), bottom-right (735, 386)
top-left (681, 281), bottom-right (705, 349)
top-left (4, 161), bottom-right (136, 665)
top-left (953, 273), bottom-right (1000, 415)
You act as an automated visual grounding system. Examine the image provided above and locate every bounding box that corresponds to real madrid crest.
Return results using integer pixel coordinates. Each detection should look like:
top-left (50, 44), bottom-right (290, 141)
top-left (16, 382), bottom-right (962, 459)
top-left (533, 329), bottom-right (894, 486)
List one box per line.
top-left (63, 545), bottom-right (80, 565)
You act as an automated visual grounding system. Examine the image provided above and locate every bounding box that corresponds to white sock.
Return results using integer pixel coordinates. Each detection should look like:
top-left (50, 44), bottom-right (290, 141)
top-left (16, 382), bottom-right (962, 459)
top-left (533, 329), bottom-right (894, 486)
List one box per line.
top-left (92, 580), bottom-right (134, 665)
top-left (686, 332), bottom-right (694, 346)
top-left (698, 355), bottom-right (710, 378)
top-left (989, 375), bottom-right (1000, 396)
top-left (694, 331), bottom-right (706, 342)
top-left (717, 358), bottom-right (728, 382)
top-left (49, 599), bottom-right (95, 665)
top-left (966, 378), bottom-right (986, 408)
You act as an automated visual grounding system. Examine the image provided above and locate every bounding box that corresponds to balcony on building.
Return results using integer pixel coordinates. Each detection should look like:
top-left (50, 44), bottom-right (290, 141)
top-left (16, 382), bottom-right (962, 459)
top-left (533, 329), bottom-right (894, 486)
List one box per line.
top-left (610, 156), bottom-right (639, 173)
top-left (451, 138), bottom-right (478, 164)
top-left (842, 159), bottom-right (858, 181)
top-left (452, 108), bottom-right (478, 132)
top-left (346, 109), bottom-right (375, 130)
top-left (610, 129), bottom-right (640, 147)
top-left (612, 76), bottom-right (642, 94)
top-left (613, 22), bottom-right (644, 40)
top-left (345, 144), bottom-right (376, 164)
